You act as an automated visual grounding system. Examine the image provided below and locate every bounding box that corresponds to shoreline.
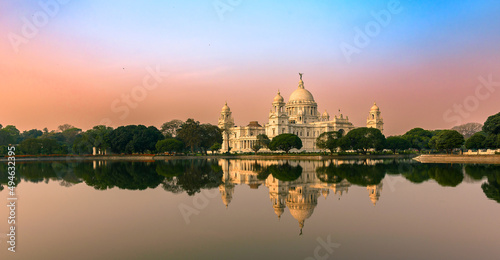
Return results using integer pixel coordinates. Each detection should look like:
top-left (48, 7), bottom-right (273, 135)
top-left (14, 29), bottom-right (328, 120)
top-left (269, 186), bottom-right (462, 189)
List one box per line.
top-left (2, 154), bottom-right (416, 162)
top-left (413, 154), bottom-right (500, 164)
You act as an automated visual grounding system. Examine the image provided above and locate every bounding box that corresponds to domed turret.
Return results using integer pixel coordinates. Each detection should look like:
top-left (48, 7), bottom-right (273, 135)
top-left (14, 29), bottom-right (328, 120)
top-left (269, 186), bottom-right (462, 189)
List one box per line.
top-left (367, 102), bottom-right (383, 134)
top-left (273, 206), bottom-right (284, 220)
top-left (222, 101), bottom-right (230, 112)
top-left (273, 90), bottom-right (284, 103)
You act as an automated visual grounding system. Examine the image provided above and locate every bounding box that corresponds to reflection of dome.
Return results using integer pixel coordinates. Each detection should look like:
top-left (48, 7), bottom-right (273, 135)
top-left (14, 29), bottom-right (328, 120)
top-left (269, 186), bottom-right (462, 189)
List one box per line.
top-left (274, 90), bottom-right (284, 103)
top-left (371, 102), bottom-right (379, 111)
top-left (219, 184), bottom-right (234, 209)
top-left (288, 204), bottom-right (315, 222)
top-left (273, 206), bottom-right (284, 219)
top-left (222, 102), bottom-right (230, 112)
top-left (288, 203), bottom-right (316, 235)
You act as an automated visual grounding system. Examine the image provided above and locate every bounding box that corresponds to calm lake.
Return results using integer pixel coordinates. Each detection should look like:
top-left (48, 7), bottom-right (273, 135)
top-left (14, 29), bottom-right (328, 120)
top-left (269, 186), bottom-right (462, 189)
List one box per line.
top-left (1, 159), bottom-right (499, 260)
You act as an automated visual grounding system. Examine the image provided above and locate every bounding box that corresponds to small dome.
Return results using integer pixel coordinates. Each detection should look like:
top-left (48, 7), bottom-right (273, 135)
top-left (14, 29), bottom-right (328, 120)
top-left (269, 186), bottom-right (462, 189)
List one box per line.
top-left (222, 102), bottom-right (230, 112)
top-left (322, 110), bottom-right (329, 117)
top-left (273, 90), bottom-right (284, 103)
top-left (371, 102), bottom-right (379, 111)
top-left (274, 207), bottom-right (284, 218)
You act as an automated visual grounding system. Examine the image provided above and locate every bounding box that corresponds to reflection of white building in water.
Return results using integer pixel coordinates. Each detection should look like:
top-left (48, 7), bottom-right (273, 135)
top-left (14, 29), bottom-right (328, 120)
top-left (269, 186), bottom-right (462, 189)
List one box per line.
top-left (218, 159), bottom-right (383, 234)
top-left (218, 74), bottom-right (384, 153)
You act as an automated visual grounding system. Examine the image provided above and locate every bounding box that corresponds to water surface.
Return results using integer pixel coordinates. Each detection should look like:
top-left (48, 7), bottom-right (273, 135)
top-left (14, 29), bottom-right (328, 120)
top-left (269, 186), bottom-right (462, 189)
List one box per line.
top-left (1, 159), bottom-right (499, 260)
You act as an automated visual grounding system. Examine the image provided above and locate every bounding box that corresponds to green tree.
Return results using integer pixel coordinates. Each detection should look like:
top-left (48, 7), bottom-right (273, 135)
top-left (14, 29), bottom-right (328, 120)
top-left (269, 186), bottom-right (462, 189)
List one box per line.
top-left (18, 138), bottom-right (64, 155)
top-left (483, 134), bottom-right (499, 149)
top-left (210, 142), bottom-right (222, 153)
top-left (160, 119), bottom-right (183, 137)
top-left (316, 131), bottom-right (342, 154)
top-left (252, 134), bottom-right (270, 154)
top-left (87, 125), bottom-right (113, 151)
top-left (338, 127), bottom-right (386, 154)
top-left (199, 124), bottom-right (223, 154)
top-left (402, 128), bottom-right (433, 152)
top-left (61, 127), bottom-right (82, 152)
top-left (268, 133), bottom-right (302, 154)
top-left (156, 138), bottom-right (185, 154)
top-left (429, 130), bottom-right (464, 153)
top-left (465, 132), bottom-right (487, 150)
top-left (483, 112), bottom-right (500, 135)
top-left (177, 119), bottom-right (203, 153)
top-left (109, 125), bottom-right (163, 154)
top-left (385, 136), bottom-right (411, 153)
top-left (72, 134), bottom-right (93, 154)
top-left (0, 125), bottom-right (21, 145)
top-left (20, 129), bottom-right (43, 141)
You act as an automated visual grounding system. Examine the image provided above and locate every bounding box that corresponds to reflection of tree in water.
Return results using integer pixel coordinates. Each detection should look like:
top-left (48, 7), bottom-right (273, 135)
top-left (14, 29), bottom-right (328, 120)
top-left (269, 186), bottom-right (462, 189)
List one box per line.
top-left (156, 159), bottom-right (223, 196)
top-left (6, 162), bottom-right (84, 186)
top-left (255, 162), bottom-right (303, 182)
top-left (427, 164), bottom-right (464, 187)
top-left (482, 172), bottom-right (500, 203)
top-left (0, 162), bottom-right (82, 187)
top-left (3, 159), bottom-right (500, 204)
top-left (383, 160), bottom-right (431, 183)
top-left (464, 165), bottom-right (500, 203)
top-left (76, 162), bottom-right (164, 190)
top-left (315, 163), bottom-right (385, 186)
top-left (315, 163), bottom-right (344, 184)
top-left (400, 164), bottom-right (431, 184)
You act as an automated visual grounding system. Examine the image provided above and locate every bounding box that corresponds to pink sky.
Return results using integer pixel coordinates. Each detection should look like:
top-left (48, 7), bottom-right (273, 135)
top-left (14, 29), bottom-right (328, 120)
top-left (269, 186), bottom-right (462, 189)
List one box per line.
top-left (2, 1), bottom-right (500, 136)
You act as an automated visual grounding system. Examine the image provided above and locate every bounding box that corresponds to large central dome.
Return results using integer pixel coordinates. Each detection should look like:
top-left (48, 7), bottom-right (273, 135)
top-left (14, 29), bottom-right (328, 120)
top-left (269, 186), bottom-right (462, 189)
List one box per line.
top-left (287, 79), bottom-right (315, 104)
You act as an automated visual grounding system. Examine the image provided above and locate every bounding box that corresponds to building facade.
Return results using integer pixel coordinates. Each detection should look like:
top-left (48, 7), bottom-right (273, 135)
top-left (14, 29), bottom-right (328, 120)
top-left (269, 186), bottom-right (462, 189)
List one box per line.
top-left (218, 74), bottom-right (384, 152)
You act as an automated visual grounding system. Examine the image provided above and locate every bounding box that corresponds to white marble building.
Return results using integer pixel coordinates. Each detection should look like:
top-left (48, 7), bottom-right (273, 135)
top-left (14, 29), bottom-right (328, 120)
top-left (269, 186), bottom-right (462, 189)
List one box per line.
top-left (218, 74), bottom-right (384, 153)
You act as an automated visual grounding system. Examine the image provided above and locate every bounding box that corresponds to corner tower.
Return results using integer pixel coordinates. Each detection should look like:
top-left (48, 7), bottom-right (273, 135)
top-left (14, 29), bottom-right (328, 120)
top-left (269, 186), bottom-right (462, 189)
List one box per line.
top-left (268, 90), bottom-right (288, 138)
top-left (367, 102), bottom-right (384, 134)
top-left (218, 102), bottom-right (234, 152)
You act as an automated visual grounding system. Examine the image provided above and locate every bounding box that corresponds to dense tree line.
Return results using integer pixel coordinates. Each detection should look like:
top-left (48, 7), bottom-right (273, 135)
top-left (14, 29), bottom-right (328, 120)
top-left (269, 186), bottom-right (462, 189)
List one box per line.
top-left (465, 112), bottom-right (500, 150)
top-left (0, 119), bottom-right (222, 155)
top-left (2, 111), bottom-right (500, 155)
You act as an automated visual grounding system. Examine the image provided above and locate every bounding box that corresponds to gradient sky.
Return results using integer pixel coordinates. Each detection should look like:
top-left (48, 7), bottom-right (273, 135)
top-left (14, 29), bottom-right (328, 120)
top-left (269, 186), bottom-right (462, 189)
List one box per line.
top-left (1, 0), bottom-right (500, 135)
